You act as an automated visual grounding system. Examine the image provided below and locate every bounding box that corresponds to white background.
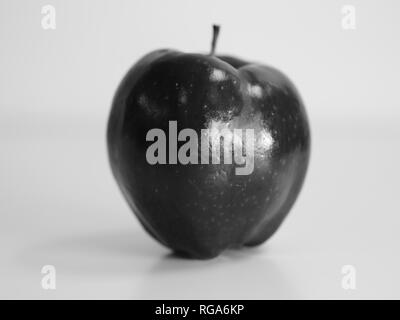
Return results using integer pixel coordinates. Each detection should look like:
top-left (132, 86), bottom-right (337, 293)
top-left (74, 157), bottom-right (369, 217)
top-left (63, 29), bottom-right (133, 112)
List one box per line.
top-left (0, 0), bottom-right (399, 299)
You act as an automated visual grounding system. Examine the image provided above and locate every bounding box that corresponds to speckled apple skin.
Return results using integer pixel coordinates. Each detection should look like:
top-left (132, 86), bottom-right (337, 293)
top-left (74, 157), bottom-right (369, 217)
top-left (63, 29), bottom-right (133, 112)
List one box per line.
top-left (107, 50), bottom-right (311, 259)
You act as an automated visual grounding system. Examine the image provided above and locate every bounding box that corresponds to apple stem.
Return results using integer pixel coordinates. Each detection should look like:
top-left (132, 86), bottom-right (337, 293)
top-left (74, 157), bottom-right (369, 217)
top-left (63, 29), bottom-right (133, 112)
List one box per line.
top-left (210, 25), bottom-right (220, 56)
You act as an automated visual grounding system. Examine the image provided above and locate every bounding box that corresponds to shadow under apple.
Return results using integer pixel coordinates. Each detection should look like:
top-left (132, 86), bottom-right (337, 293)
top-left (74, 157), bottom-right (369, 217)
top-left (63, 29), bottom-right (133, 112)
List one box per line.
top-left (137, 245), bottom-right (297, 299)
top-left (17, 228), bottom-right (297, 298)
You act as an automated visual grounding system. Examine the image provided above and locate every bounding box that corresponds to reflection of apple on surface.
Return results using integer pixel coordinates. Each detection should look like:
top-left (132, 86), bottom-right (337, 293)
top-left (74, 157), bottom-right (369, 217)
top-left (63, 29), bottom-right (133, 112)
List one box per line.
top-left (107, 26), bottom-right (311, 259)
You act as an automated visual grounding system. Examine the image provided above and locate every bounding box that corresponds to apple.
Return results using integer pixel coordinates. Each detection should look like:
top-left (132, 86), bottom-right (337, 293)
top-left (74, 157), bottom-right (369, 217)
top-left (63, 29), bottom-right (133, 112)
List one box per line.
top-left (107, 26), bottom-right (310, 259)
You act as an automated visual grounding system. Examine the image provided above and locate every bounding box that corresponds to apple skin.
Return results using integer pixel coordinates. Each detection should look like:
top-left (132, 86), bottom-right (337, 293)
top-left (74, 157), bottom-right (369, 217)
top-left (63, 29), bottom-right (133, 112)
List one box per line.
top-left (107, 49), bottom-right (310, 259)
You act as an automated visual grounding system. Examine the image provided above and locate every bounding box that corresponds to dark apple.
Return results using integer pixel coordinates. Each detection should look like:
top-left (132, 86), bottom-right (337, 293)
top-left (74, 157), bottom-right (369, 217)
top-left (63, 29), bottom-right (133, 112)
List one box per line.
top-left (107, 26), bottom-right (310, 259)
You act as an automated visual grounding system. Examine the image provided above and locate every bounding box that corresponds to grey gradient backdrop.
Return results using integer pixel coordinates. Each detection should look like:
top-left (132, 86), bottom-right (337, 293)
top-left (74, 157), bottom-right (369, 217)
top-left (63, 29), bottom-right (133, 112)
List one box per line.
top-left (0, 0), bottom-right (399, 299)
